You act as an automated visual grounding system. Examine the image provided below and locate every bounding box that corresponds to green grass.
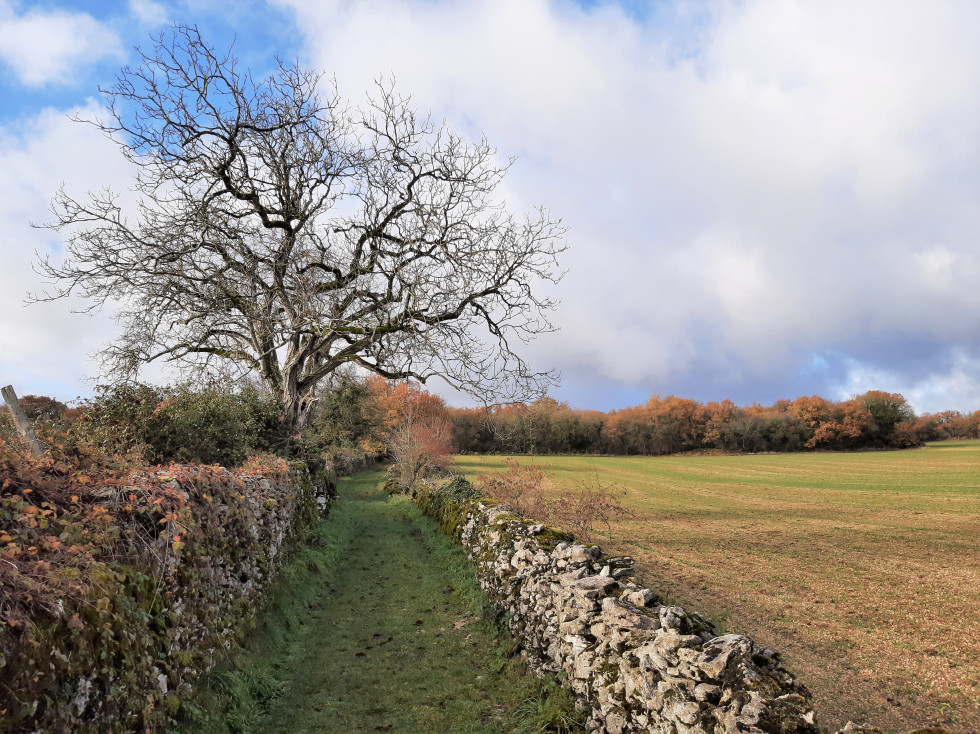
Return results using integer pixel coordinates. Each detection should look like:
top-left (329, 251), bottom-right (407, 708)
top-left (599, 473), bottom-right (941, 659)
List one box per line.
top-left (172, 470), bottom-right (584, 734)
top-left (454, 440), bottom-right (980, 734)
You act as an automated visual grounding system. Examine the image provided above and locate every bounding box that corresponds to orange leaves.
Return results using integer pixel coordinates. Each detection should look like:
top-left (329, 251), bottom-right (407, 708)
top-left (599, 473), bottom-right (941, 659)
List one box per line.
top-left (449, 388), bottom-right (932, 455)
top-left (157, 511), bottom-right (180, 526)
top-left (240, 455), bottom-right (290, 478)
top-left (602, 394), bottom-right (707, 455)
top-left (366, 376), bottom-right (448, 430)
top-left (371, 378), bottom-right (456, 487)
top-left (1, 438), bottom-right (323, 732)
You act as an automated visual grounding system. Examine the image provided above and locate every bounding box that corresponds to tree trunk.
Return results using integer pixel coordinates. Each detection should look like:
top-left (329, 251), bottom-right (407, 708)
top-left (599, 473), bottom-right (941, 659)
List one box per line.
top-left (281, 383), bottom-right (317, 435)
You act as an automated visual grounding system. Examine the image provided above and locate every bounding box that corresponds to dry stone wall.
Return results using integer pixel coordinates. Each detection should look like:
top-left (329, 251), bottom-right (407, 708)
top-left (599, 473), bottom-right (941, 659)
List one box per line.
top-left (415, 487), bottom-right (878, 734)
top-left (3, 461), bottom-right (332, 734)
top-left (137, 464), bottom-right (333, 692)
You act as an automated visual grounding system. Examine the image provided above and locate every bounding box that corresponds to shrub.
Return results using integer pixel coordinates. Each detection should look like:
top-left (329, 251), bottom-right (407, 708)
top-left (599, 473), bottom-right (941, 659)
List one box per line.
top-left (388, 417), bottom-right (455, 488)
top-left (304, 376), bottom-right (384, 456)
top-left (891, 420), bottom-right (924, 449)
top-left (0, 410), bottom-right (16, 445)
top-left (477, 459), bottom-right (631, 542)
top-left (15, 395), bottom-right (68, 423)
top-left (143, 384), bottom-right (283, 466)
top-left (478, 458), bottom-right (552, 520)
top-left (438, 475), bottom-right (482, 503)
top-left (65, 383), bottom-right (285, 468)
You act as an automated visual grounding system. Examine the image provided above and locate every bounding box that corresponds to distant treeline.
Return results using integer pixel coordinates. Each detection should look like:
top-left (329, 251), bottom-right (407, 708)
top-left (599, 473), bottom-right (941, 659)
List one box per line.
top-left (448, 392), bottom-right (980, 455)
top-left (6, 383), bottom-right (977, 462)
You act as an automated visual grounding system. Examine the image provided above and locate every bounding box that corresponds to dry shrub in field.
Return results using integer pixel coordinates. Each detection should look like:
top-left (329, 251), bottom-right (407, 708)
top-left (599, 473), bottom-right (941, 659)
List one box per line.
top-left (559, 472), bottom-right (635, 543)
top-left (478, 459), bottom-right (552, 520)
top-left (477, 458), bottom-right (631, 542)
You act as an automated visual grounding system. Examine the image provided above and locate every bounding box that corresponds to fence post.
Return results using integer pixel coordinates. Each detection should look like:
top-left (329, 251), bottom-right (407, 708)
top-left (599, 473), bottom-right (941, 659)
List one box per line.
top-left (1, 385), bottom-right (46, 458)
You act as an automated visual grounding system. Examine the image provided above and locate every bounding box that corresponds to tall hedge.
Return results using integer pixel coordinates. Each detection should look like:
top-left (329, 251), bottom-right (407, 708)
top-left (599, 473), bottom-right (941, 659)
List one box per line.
top-left (0, 448), bottom-right (325, 733)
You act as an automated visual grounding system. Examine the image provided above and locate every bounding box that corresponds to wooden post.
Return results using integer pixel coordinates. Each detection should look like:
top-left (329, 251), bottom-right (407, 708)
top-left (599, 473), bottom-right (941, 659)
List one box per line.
top-left (1, 385), bottom-right (45, 458)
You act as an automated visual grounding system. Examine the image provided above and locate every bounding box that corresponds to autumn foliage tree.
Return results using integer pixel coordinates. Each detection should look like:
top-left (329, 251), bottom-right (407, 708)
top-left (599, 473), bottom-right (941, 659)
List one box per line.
top-left (918, 410), bottom-right (980, 440)
top-left (447, 390), bottom-right (936, 456)
top-left (15, 395), bottom-right (68, 424)
top-left (367, 378), bottom-right (454, 487)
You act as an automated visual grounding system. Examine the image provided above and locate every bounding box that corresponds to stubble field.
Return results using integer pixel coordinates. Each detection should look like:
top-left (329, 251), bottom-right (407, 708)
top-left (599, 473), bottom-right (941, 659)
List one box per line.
top-left (453, 440), bottom-right (980, 734)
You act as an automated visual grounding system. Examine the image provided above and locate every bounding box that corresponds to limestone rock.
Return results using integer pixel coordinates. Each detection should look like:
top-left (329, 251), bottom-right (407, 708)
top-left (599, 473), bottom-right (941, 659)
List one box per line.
top-left (623, 587), bottom-right (659, 607)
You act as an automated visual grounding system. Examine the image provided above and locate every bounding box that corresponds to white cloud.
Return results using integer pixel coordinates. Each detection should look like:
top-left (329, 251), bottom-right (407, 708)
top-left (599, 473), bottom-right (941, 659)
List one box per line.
top-left (832, 350), bottom-right (980, 414)
top-left (2, 0), bottom-right (977, 411)
top-left (271, 0), bottom-right (980, 410)
top-left (0, 102), bottom-right (133, 399)
top-left (128, 0), bottom-right (168, 26)
top-left (0, 1), bottom-right (123, 86)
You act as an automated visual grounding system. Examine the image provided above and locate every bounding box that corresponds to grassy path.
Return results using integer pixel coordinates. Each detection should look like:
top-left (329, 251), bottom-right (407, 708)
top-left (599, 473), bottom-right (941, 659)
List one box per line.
top-left (182, 469), bottom-right (577, 734)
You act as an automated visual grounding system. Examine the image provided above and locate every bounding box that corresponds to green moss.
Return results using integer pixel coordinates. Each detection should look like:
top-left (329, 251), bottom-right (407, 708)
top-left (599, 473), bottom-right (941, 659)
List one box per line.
top-left (760, 695), bottom-right (821, 734)
top-left (534, 526), bottom-right (574, 550)
top-left (596, 660), bottom-right (622, 683)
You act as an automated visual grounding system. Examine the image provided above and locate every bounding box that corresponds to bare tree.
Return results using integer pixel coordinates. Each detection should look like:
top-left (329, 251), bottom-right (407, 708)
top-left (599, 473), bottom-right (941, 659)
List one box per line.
top-left (34, 26), bottom-right (566, 430)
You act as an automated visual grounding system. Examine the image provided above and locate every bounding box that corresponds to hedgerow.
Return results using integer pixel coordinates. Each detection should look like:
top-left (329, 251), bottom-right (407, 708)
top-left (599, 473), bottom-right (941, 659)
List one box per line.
top-left (64, 383), bottom-right (286, 468)
top-left (0, 429), bottom-right (323, 732)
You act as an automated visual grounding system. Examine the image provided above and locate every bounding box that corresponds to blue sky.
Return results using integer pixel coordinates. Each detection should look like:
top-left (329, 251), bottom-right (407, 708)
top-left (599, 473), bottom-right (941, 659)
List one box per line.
top-left (1, 0), bottom-right (979, 414)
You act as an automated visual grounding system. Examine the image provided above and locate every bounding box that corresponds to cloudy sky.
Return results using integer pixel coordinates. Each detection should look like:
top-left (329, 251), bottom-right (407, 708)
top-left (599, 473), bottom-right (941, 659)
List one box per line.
top-left (1, 0), bottom-right (978, 414)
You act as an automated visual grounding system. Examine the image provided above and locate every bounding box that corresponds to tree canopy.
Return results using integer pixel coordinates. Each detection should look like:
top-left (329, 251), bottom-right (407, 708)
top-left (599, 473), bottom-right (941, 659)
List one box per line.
top-left (36, 26), bottom-right (565, 429)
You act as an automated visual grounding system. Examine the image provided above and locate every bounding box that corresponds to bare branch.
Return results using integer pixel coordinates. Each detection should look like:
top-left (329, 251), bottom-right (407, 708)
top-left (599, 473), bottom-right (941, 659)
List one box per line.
top-left (33, 25), bottom-right (566, 430)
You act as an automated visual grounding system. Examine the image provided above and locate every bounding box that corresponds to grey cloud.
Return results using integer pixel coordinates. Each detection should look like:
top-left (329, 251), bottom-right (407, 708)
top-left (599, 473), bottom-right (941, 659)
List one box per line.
top-left (272, 0), bottom-right (980, 412)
